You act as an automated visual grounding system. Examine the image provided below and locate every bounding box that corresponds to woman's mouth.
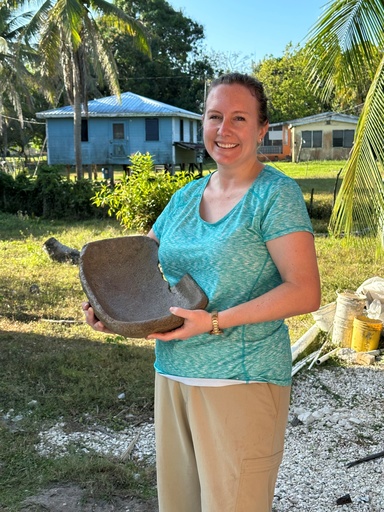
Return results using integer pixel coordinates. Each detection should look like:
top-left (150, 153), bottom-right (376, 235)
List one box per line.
top-left (215, 142), bottom-right (239, 149)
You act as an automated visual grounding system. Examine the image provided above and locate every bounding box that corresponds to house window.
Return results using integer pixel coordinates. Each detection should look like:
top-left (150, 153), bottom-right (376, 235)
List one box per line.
top-left (333, 129), bottom-right (354, 148)
top-left (113, 123), bottom-right (124, 140)
top-left (146, 118), bottom-right (159, 141)
top-left (263, 129), bottom-right (282, 147)
top-left (81, 120), bottom-right (88, 142)
top-left (301, 131), bottom-right (312, 147)
top-left (189, 121), bottom-right (194, 142)
top-left (302, 130), bottom-right (322, 148)
top-left (313, 131), bottom-right (322, 147)
top-left (180, 119), bottom-right (184, 142)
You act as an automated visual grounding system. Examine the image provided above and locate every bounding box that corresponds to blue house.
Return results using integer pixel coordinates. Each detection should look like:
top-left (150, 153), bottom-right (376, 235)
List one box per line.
top-left (36, 92), bottom-right (204, 172)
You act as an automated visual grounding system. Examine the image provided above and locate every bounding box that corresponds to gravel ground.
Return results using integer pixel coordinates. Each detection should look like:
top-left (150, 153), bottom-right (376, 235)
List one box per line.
top-left (28, 360), bottom-right (384, 512)
top-left (274, 363), bottom-right (384, 512)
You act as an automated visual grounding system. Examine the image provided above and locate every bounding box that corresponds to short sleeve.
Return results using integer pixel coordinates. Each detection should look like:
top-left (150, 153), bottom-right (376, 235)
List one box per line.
top-left (261, 178), bottom-right (313, 242)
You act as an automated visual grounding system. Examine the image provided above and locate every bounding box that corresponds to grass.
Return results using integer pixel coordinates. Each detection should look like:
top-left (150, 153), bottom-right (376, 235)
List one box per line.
top-left (0, 216), bottom-right (156, 509)
top-left (1, 160), bottom-right (384, 510)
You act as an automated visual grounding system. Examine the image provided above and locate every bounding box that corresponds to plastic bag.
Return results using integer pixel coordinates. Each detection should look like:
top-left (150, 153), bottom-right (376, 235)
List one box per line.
top-left (356, 277), bottom-right (384, 321)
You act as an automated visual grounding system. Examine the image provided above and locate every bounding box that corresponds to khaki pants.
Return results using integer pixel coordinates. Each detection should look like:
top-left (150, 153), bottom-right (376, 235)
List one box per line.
top-left (155, 373), bottom-right (291, 512)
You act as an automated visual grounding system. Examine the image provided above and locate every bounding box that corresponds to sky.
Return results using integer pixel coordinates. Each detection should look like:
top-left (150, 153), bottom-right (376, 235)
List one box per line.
top-left (168, 0), bottom-right (328, 62)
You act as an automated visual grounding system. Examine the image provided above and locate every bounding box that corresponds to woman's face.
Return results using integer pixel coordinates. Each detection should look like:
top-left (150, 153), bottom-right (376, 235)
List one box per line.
top-left (203, 83), bottom-right (268, 170)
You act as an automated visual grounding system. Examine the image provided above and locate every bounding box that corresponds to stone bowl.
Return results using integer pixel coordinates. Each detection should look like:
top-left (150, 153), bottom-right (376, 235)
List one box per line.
top-left (79, 236), bottom-right (208, 338)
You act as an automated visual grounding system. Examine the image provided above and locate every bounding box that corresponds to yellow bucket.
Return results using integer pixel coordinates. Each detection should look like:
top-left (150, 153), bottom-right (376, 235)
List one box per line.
top-left (351, 316), bottom-right (383, 352)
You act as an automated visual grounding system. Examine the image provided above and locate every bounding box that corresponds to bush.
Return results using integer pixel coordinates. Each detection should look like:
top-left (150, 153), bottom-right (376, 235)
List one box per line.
top-left (0, 170), bottom-right (16, 211)
top-left (92, 152), bottom-right (199, 233)
top-left (307, 198), bottom-right (333, 221)
top-left (0, 166), bottom-right (103, 220)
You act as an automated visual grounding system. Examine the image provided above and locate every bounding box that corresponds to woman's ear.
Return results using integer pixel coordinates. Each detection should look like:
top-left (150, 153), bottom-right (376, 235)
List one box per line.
top-left (259, 122), bottom-right (269, 142)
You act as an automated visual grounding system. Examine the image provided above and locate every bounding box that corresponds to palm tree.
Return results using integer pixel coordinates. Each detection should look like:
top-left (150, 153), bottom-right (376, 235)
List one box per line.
top-left (305, 0), bottom-right (384, 248)
top-left (0, 2), bottom-right (37, 157)
top-left (22, 0), bottom-right (151, 179)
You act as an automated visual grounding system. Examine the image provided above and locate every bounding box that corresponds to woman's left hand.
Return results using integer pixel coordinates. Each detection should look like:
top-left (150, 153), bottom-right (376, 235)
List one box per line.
top-left (147, 307), bottom-right (212, 341)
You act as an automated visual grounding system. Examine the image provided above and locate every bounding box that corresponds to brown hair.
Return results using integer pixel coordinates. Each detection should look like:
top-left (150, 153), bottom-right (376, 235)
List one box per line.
top-left (206, 72), bottom-right (269, 126)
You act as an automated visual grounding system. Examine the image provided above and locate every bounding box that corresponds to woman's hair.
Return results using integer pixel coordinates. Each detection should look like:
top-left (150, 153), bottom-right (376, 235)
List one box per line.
top-left (206, 72), bottom-right (269, 125)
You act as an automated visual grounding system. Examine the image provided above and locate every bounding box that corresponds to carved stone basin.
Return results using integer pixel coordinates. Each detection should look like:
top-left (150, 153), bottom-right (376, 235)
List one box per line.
top-left (79, 236), bottom-right (208, 338)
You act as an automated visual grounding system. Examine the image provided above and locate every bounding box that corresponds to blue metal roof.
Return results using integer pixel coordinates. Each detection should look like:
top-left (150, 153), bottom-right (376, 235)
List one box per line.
top-left (36, 92), bottom-right (202, 120)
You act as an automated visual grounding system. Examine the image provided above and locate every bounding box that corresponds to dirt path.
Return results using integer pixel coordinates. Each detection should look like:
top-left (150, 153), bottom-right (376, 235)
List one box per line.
top-left (19, 485), bottom-right (158, 512)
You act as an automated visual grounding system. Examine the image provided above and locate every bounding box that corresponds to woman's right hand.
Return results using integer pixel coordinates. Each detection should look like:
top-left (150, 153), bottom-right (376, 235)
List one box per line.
top-left (82, 301), bottom-right (113, 333)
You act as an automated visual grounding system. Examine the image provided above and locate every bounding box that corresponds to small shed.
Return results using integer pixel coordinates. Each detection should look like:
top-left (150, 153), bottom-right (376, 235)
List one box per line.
top-left (36, 92), bottom-right (204, 172)
top-left (259, 112), bottom-right (359, 162)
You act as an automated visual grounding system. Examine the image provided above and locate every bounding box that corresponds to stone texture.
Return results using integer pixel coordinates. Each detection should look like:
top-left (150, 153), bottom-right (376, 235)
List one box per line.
top-left (79, 236), bottom-right (208, 338)
top-left (43, 237), bottom-right (80, 265)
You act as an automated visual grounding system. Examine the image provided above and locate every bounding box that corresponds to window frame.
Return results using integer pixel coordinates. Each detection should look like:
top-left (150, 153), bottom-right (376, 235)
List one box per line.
top-left (81, 119), bottom-right (89, 142)
top-left (145, 118), bottom-right (159, 141)
top-left (333, 129), bottom-right (355, 148)
top-left (113, 123), bottom-right (125, 140)
top-left (302, 130), bottom-right (323, 148)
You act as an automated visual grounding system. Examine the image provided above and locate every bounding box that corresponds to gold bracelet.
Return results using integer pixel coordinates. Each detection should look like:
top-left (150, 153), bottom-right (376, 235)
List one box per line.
top-left (209, 310), bottom-right (224, 335)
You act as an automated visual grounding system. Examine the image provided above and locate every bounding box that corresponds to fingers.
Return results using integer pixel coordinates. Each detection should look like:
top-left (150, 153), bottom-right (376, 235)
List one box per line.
top-left (147, 325), bottom-right (185, 341)
top-left (147, 307), bottom-right (211, 341)
top-left (82, 302), bottom-right (112, 333)
top-left (82, 301), bottom-right (91, 311)
top-left (169, 306), bottom-right (188, 318)
top-left (147, 306), bottom-right (190, 340)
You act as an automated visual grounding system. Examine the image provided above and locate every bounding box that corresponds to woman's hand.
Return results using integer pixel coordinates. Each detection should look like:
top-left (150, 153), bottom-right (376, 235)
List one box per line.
top-left (147, 307), bottom-right (213, 341)
top-left (82, 301), bottom-right (113, 334)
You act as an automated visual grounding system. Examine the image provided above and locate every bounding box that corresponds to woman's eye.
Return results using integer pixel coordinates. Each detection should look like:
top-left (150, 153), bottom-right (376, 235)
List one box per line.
top-left (235, 116), bottom-right (246, 121)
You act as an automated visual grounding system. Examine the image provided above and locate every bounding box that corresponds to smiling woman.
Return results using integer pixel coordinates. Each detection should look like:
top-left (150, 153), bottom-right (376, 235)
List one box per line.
top-left (199, 76), bottom-right (269, 222)
top-left (84, 72), bottom-right (321, 512)
top-left (146, 73), bottom-right (320, 512)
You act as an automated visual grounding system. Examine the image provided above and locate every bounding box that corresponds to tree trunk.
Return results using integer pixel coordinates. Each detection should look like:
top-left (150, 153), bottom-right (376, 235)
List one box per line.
top-left (1, 118), bottom-right (8, 158)
top-left (73, 58), bottom-right (83, 181)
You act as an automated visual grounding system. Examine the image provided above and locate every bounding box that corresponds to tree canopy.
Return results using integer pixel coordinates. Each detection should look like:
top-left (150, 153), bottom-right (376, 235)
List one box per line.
top-left (252, 44), bottom-right (328, 123)
top-left (102, 0), bottom-right (216, 112)
top-left (0, 2), bottom-right (40, 156)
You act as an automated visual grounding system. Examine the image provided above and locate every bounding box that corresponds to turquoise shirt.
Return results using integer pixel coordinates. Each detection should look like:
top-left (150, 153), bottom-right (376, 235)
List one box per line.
top-left (152, 165), bottom-right (313, 385)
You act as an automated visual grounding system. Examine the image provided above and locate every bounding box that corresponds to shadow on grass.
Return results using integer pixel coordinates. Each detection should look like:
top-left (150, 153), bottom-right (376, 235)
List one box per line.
top-left (0, 329), bottom-right (155, 422)
top-left (296, 177), bottom-right (341, 197)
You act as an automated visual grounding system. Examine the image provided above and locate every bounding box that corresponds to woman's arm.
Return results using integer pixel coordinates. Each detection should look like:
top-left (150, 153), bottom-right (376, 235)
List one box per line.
top-left (147, 228), bottom-right (159, 243)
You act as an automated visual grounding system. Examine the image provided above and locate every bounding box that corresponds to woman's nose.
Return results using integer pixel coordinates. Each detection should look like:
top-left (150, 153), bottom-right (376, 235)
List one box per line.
top-left (217, 117), bottom-right (231, 135)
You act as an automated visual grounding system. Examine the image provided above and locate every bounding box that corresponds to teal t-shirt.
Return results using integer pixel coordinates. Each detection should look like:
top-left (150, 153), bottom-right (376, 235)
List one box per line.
top-left (152, 165), bottom-right (313, 385)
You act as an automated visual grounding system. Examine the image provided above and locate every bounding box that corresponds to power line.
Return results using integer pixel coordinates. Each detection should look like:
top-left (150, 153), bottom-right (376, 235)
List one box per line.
top-left (0, 113), bottom-right (45, 125)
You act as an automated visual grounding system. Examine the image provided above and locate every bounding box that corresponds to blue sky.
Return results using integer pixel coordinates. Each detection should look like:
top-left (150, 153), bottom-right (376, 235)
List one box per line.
top-left (168, 0), bottom-right (328, 61)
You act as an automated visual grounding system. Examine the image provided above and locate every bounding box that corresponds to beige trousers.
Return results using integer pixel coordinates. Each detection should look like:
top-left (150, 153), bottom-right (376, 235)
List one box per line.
top-left (155, 373), bottom-right (291, 512)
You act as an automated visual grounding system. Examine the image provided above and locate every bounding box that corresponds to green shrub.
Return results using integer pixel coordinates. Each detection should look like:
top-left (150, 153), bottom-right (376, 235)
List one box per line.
top-left (0, 170), bottom-right (15, 211)
top-left (307, 198), bottom-right (333, 221)
top-left (92, 152), bottom-right (198, 233)
top-left (0, 166), bottom-right (103, 220)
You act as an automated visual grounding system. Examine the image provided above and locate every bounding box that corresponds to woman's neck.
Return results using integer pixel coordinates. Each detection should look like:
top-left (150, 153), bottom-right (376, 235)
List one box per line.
top-left (214, 160), bottom-right (265, 193)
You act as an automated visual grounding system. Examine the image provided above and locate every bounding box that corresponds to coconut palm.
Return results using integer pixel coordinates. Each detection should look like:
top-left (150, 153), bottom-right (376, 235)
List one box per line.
top-left (0, 2), bottom-right (37, 156)
top-left (21, 0), bottom-right (150, 179)
top-left (305, 0), bottom-right (384, 248)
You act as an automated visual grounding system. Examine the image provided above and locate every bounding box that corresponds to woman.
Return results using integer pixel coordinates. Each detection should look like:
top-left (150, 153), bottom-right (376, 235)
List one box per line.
top-left (84, 72), bottom-right (321, 512)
